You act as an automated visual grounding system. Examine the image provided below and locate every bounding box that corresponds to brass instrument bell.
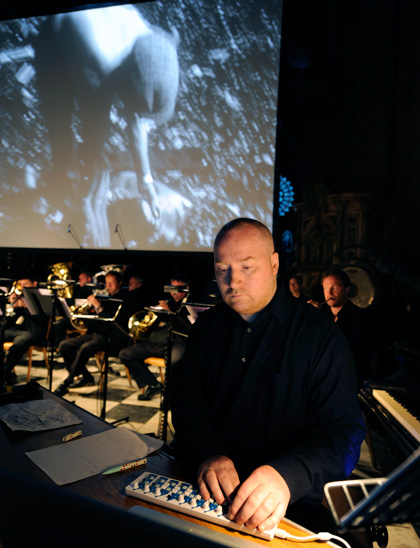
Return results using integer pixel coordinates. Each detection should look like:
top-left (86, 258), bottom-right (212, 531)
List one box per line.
top-left (47, 262), bottom-right (73, 299)
top-left (128, 310), bottom-right (158, 341)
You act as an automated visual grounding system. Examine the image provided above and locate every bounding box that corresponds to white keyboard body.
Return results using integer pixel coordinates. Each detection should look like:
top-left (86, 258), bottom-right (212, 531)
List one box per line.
top-left (125, 471), bottom-right (276, 540)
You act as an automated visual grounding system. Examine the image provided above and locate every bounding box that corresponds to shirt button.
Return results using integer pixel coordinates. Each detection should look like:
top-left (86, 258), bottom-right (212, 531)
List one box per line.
top-left (242, 357), bottom-right (246, 362)
top-left (247, 328), bottom-right (251, 333)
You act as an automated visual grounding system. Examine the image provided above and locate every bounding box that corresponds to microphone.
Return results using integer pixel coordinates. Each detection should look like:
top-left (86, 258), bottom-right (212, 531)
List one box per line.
top-left (67, 224), bottom-right (83, 248)
top-left (114, 224), bottom-right (127, 250)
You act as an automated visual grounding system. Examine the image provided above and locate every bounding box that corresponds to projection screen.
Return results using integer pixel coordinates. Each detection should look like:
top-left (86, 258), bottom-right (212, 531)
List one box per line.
top-left (0, 0), bottom-right (282, 251)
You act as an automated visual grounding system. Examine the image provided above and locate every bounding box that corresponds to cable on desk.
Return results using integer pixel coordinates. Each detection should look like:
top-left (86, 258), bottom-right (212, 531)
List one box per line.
top-left (274, 528), bottom-right (352, 548)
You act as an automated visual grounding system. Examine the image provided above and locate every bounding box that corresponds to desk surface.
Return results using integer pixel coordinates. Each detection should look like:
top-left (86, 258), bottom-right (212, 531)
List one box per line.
top-left (0, 386), bottom-right (341, 547)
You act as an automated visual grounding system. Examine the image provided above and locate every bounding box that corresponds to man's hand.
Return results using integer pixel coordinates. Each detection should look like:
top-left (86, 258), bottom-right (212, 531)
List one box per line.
top-left (87, 294), bottom-right (101, 311)
top-left (198, 459), bottom-right (290, 533)
top-left (158, 300), bottom-right (171, 311)
top-left (197, 455), bottom-right (240, 505)
top-left (227, 465), bottom-right (290, 532)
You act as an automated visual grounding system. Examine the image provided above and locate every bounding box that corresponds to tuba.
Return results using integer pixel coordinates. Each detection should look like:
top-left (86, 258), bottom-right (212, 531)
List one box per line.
top-left (93, 264), bottom-right (126, 285)
top-left (47, 262), bottom-right (74, 299)
top-left (128, 310), bottom-right (158, 341)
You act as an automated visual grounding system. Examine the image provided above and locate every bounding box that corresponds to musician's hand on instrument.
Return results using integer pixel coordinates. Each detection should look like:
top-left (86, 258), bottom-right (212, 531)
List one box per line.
top-left (227, 465), bottom-right (290, 533)
top-left (197, 455), bottom-right (240, 505)
top-left (87, 295), bottom-right (101, 309)
top-left (158, 300), bottom-right (170, 311)
top-left (10, 293), bottom-right (23, 307)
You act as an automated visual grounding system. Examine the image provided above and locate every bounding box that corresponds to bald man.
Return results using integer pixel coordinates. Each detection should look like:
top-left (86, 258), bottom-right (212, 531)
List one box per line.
top-left (171, 218), bottom-right (365, 535)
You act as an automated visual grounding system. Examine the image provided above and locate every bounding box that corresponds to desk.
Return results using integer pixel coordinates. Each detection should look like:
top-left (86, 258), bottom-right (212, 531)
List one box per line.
top-left (0, 386), bottom-right (349, 547)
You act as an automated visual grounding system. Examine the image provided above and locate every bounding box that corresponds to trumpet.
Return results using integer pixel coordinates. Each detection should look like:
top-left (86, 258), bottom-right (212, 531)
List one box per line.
top-left (8, 281), bottom-right (23, 298)
top-left (70, 287), bottom-right (109, 331)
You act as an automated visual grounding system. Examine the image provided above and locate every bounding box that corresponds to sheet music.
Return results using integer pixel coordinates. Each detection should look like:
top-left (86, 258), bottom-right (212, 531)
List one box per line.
top-left (26, 427), bottom-right (163, 485)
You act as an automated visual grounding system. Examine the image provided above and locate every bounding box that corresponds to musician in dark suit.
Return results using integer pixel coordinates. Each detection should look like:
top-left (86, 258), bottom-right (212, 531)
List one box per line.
top-left (119, 274), bottom-right (190, 401)
top-left (3, 276), bottom-right (49, 386)
top-left (171, 219), bottom-right (365, 534)
top-left (54, 270), bottom-right (145, 396)
top-left (310, 268), bottom-right (377, 387)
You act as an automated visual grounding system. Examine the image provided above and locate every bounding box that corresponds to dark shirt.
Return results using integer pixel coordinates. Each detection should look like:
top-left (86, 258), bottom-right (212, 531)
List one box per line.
top-left (14, 308), bottom-right (49, 343)
top-left (86, 288), bottom-right (146, 349)
top-left (171, 286), bottom-right (365, 505)
top-left (73, 285), bottom-right (93, 299)
top-left (323, 300), bottom-right (375, 387)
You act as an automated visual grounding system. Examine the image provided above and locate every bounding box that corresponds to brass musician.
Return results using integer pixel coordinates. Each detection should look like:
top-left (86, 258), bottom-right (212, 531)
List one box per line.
top-left (3, 276), bottom-right (49, 386)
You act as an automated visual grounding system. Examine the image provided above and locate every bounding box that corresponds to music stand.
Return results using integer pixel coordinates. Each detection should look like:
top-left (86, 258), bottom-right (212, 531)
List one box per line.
top-left (73, 299), bottom-right (123, 420)
top-left (324, 447), bottom-right (420, 543)
top-left (22, 286), bottom-right (65, 391)
top-left (148, 301), bottom-right (214, 441)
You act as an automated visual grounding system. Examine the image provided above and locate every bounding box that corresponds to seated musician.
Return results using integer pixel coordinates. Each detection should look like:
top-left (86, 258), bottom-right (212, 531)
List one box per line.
top-left (54, 270), bottom-right (145, 396)
top-left (171, 218), bottom-right (366, 534)
top-left (3, 275), bottom-right (49, 386)
top-left (119, 274), bottom-right (190, 401)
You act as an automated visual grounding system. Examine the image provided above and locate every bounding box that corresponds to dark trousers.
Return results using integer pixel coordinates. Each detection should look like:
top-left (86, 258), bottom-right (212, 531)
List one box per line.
top-left (119, 337), bottom-right (186, 389)
top-left (4, 326), bottom-right (43, 377)
top-left (59, 332), bottom-right (105, 384)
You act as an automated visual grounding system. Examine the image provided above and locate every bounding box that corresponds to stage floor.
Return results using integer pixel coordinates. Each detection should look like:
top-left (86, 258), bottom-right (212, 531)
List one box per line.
top-left (13, 349), bottom-right (169, 442)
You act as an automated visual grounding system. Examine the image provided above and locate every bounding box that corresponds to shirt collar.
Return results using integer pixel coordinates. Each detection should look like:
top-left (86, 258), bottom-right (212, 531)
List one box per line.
top-left (224, 284), bottom-right (288, 327)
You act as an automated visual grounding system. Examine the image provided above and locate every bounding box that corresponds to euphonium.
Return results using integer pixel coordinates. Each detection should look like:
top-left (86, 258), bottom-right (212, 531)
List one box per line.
top-left (128, 310), bottom-right (158, 341)
top-left (47, 262), bottom-right (73, 299)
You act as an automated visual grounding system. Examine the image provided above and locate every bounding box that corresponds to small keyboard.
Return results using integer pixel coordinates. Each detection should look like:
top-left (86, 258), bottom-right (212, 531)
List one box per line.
top-left (125, 471), bottom-right (276, 540)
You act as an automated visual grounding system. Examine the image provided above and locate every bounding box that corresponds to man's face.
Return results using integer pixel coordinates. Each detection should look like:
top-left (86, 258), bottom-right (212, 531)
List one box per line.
top-left (105, 274), bottom-right (122, 296)
top-left (171, 279), bottom-right (188, 302)
top-left (322, 275), bottom-right (349, 308)
top-left (214, 225), bottom-right (279, 320)
top-left (78, 273), bottom-right (91, 286)
top-left (18, 278), bottom-right (37, 288)
top-left (289, 277), bottom-right (301, 298)
top-left (128, 277), bottom-right (142, 291)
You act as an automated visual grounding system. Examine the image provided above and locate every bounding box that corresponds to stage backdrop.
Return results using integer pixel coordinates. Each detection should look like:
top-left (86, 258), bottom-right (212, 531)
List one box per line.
top-left (0, 0), bottom-right (282, 251)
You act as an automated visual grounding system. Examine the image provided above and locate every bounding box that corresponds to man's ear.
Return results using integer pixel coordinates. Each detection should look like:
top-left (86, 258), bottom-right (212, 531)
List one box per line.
top-left (272, 252), bottom-right (279, 276)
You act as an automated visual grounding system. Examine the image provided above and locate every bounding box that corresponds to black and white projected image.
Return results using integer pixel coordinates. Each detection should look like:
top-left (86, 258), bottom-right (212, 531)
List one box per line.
top-left (0, 0), bottom-right (282, 251)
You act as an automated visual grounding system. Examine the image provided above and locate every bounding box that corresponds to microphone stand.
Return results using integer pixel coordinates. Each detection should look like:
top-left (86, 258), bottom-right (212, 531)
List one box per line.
top-left (114, 224), bottom-right (127, 250)
top-left (67, 224), bottom-right (83, 248)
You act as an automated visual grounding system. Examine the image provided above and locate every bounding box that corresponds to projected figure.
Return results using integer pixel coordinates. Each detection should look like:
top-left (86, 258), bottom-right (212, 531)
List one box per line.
top-left (33, 4), bottom-right (180, 247)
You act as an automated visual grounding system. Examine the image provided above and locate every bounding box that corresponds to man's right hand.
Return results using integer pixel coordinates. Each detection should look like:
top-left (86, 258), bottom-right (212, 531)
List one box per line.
top-left (307, 299), bottom-right (321, 309)
top-left (197, 455), bottom-right (241, 505)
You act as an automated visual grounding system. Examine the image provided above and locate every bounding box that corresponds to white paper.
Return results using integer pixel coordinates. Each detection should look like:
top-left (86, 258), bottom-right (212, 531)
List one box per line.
top-left (0, 399), bottom-right (82, 432)
top-left (26, 427), bottom-right (163, 485)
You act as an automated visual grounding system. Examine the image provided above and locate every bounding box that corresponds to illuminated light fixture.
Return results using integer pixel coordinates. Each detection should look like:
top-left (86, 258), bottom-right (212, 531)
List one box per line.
top-left (278, 176), bottom-right (294, 216)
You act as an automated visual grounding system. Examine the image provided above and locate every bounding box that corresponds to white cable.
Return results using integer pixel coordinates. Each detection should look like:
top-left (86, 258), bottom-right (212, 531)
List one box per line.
top-left (274, 528), bottom-right (352, 548)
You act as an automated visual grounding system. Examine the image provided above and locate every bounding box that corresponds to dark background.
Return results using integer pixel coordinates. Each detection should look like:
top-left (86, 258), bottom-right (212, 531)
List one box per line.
top-left (1, 0), bottom-right (419, 334)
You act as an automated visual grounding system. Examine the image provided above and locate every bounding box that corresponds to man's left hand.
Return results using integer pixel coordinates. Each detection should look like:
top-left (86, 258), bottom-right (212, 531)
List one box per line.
top-left (227, 465), bottom-right (290, 533)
